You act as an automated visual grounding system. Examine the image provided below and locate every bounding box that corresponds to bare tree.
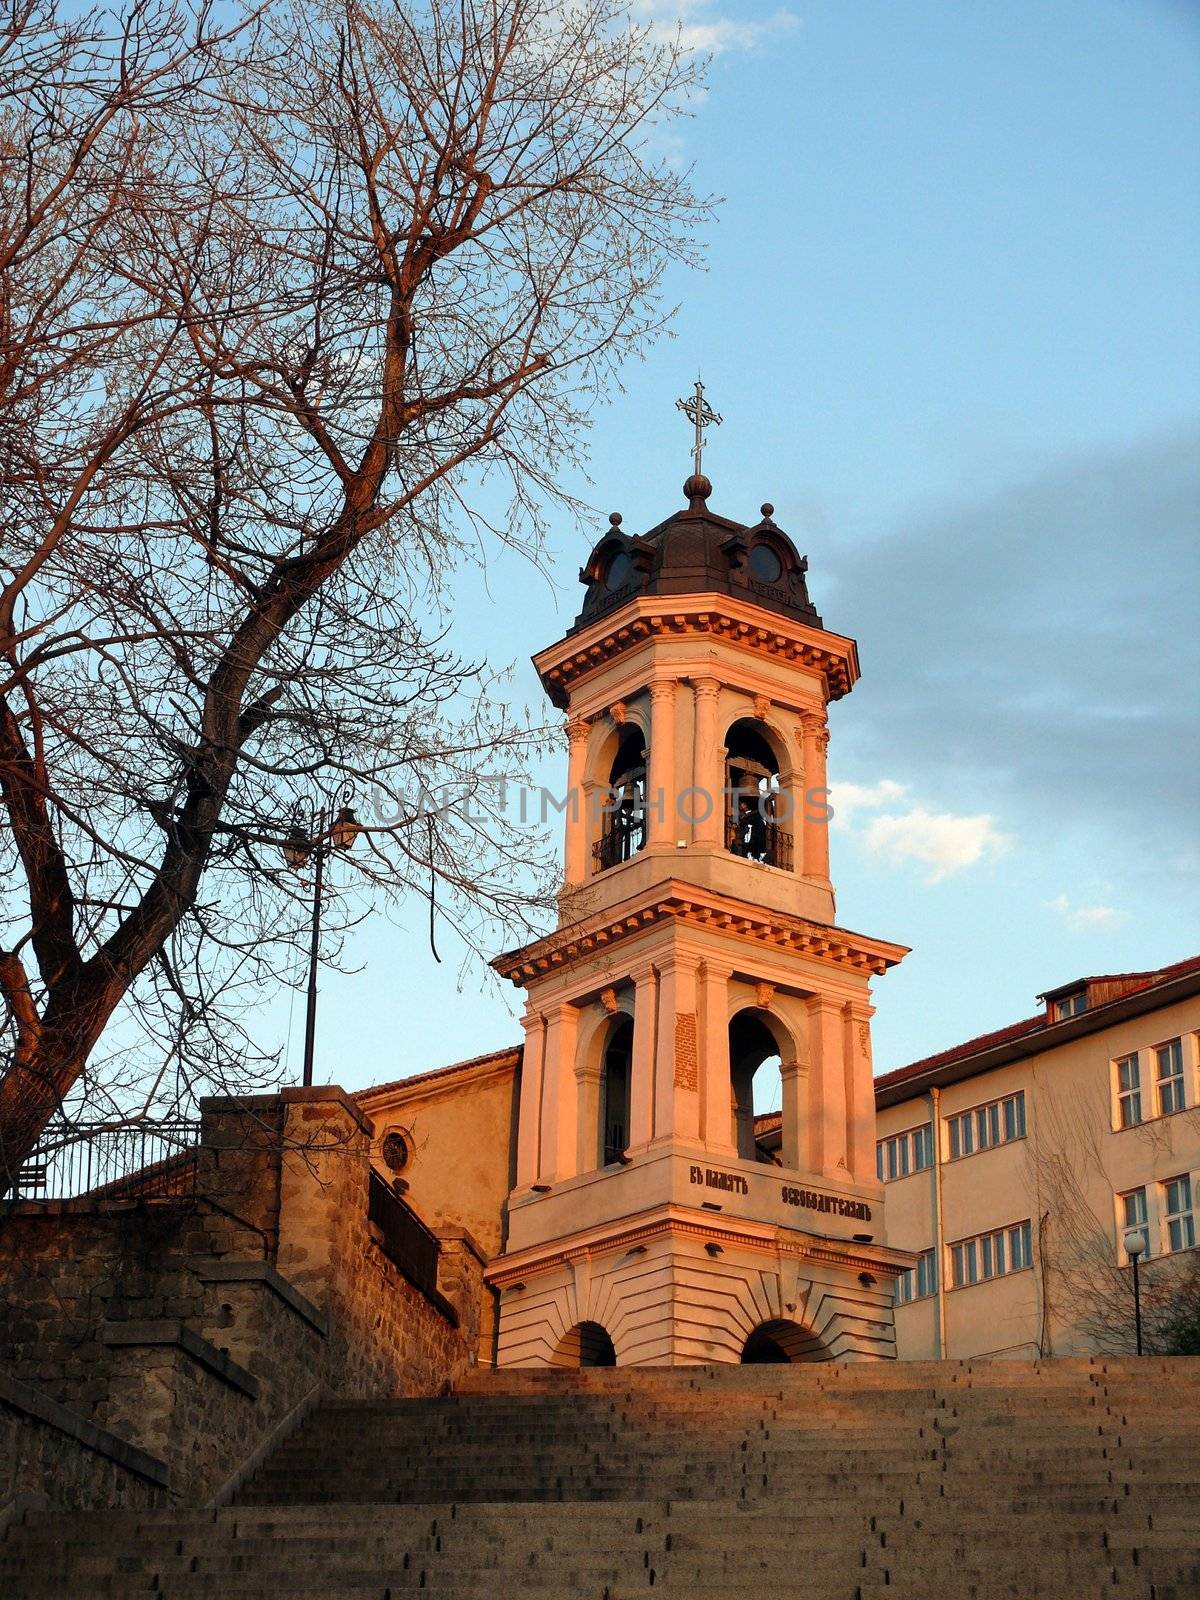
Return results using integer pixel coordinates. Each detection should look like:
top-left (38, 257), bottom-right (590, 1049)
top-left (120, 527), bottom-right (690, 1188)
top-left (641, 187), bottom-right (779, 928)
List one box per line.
top-left (0, 0), bottom-right (710, 1188)
top-left (1024, 1079), bottom-right (1200, 1355)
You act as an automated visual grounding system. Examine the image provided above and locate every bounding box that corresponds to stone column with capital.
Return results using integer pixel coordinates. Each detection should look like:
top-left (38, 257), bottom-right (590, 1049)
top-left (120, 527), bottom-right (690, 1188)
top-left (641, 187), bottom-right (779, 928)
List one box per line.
top-left (798, 711), bottom-right (832, 886)
top-left (629, 964), bottom-right (658, 1149)
top-left (539, 1002), bottom-right (580, 1183)
top-left (807, 994), bottom-right (848, 1178)
top-left (652, 955), bottom-right (700, 1144)
top-left (690, 676), bottom-right (723, 846)
top-left (699, 961), bottom-right (736, 1154)
top-left (563, 717), bottom-right (590, 885)
top-left (515, 1009), bottom-right (545, 1186)
top-left (646, 679), bottom-right (677, 848)
top-left (846, 1003), bottom-right (877, 1182)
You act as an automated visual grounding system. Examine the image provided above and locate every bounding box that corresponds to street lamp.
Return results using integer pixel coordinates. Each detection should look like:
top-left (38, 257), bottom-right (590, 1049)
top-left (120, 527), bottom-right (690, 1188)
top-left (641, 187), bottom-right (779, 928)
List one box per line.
top-left (281, 787), bottom-right (360, 1088)
top-left (1123, 1228), bottom-right (1147, 1356)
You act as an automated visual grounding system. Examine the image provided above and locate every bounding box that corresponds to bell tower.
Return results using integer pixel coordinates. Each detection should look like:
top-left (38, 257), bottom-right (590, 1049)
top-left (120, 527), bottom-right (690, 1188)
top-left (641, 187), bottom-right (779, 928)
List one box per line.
top-left (486, 464), bottom-right (912, 1367)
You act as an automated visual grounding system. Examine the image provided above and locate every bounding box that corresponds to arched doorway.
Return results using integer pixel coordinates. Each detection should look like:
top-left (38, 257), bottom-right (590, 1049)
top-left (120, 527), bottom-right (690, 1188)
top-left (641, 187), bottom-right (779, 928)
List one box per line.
top-left (553, 1320), bottom-right (617, 1368)
top-left (724, 718), bottom-right (791, 870)
top-left (601, 1016), bottom-right (633, 1166)
top-left (729, 1009), bottom-right (785, 1163)
top-left (740, 1319), bottom-right (828, 1364)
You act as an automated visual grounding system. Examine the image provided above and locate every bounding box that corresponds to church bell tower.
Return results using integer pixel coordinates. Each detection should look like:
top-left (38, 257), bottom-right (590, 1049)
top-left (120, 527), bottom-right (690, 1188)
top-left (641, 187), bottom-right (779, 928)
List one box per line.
top-left (487, 416), bottom-right (911, 1366)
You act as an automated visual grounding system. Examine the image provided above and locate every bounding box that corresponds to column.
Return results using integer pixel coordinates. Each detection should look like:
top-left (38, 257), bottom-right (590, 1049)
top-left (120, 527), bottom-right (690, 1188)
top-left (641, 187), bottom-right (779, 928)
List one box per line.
top-left (699, 961), bottom-right (736, 1154)
top-left (798, 711), bottom-right (831, 885)
top-left (539, 1002), bottom-right (580, 1183)
top-left (563, 718), bottom-right (590, 885)
top-left (575, 1043), bottom-right (604, 1174)
top-left (690, 677), bottom-right (722, 846)
top-left (652, 955), bottom-right (700, 1143)
top-left (515, 1008), bottom-right (545, 1186)
top-left (629, 963), bottom-right (657, 1149)
top-left (845, 1001), bottom-right (876, 1182)
top-left (779, 1059), bottom-right (806, 1171)
top-left (778, 1000), bottom-right (812, 1170)
top-left (807, 994), bottom-right (848, 1177)
top-left (646, 679), bottom-right (677, 848)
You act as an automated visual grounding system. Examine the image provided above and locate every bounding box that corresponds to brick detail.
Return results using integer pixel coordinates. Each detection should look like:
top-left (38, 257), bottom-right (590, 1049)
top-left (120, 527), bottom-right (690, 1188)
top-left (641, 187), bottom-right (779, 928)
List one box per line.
top-left (674, 1013), bottom-right (698, 1091)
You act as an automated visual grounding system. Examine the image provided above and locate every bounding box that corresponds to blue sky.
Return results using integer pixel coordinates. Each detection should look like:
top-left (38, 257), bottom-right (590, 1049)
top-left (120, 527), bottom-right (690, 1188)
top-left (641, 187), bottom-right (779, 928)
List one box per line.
top-left (278, 0), bottom-right (1200, 1095)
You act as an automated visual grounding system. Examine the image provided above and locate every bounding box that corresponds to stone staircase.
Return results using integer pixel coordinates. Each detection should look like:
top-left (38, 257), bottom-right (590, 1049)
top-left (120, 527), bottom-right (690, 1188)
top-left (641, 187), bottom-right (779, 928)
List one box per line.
top-left (3, 1358), bottom-right (1199, 1598)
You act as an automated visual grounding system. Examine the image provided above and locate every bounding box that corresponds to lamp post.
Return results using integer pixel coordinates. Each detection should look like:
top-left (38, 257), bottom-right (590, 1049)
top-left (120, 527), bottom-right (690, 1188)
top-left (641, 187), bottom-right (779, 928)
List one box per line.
top-left (281, 787), bottom-right (360, 1087)
top-left (1123, 1227), bottom-right (1147, 1356)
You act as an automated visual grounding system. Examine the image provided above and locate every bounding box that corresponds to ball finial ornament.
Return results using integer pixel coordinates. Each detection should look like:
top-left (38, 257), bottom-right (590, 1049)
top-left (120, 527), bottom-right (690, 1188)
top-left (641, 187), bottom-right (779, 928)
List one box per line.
top-left (608, 511), bottom-right (622, 528)
top-left (761, 502), bottom-right (774, 520)
top-left (683, 472), bottom-right (712, 506)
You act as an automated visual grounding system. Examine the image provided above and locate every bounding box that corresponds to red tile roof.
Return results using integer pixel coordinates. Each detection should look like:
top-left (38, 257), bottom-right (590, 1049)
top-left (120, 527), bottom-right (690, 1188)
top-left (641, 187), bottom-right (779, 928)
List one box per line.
top-left (876, 955), bottom-right (1200, 1092)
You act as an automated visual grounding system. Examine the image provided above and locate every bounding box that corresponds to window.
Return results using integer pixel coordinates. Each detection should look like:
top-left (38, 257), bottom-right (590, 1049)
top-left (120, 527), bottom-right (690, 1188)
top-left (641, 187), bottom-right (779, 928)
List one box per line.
top-left (911, 1123), bottom-right (934, 1171)
top-left (1115, 1054), bottom-right (1142, 1129)
top-left (749, 542), bottom-right (783, 584)
top-left (950, 1221), bottom-right (1033, 1289)
top-left (875, 1124), bottom-right (934, 1183)
top-left (1156, 1039), bottom-right (1186, 1117)
top-left (946, 1091), bottom-right (1025, 1160)
top-left (1120, 1187), bottom-right (1151, 1262)
top-left (1054, 991), bottom-right (1087, 1021)
top-left (894, 1249), bottom-right (937, 1305)
top-left (1163, 1175), bottom-right (1195, 1254)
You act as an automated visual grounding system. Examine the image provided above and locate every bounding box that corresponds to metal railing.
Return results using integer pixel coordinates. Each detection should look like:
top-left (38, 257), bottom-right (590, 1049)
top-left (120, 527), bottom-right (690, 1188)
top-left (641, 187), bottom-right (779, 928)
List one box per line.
top-left (726, 812), bottom-right (794, 871)
top-left (592, 813), bottom-right (646, 872)
top-left (10, 1120), bottom-right (200, 1202)
top-left (367, 1168), bottom-right (451, 1318)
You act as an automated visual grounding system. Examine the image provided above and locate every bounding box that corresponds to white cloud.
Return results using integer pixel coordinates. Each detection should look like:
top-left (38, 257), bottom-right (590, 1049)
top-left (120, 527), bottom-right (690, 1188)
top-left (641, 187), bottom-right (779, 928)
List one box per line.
top-left (1047, 894), bottom-right (1126, 933)
top-left (861, 807), bottom-right (1012, 883)
top-left (634, 0), bottom-right (799, 55)
top-left (827, 778), bottom-right (908, 831)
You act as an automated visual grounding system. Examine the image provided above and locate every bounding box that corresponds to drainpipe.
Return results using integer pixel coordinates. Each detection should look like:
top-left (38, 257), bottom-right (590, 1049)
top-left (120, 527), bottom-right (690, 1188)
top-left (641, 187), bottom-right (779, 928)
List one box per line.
top-left (928, 1086), bottom-right (948, 1361)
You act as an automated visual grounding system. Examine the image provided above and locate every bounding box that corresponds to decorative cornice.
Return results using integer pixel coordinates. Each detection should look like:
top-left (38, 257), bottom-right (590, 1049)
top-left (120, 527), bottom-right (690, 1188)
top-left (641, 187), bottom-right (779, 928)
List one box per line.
top-left (532, 597), bottom-right (859, 711)
top-left (485, 1207), bottom-right (911, 1286)
top-left (492, 883), bottom-right (908, 987)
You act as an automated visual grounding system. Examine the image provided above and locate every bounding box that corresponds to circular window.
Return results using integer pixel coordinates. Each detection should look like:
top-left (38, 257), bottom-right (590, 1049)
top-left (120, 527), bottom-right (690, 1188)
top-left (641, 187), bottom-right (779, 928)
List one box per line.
top-left (749, 543), bottom-right (783, 584)
top-left (605, 551), bottom-right (633, 591)
top-left (381, 1131), bottom-right (410, 1173)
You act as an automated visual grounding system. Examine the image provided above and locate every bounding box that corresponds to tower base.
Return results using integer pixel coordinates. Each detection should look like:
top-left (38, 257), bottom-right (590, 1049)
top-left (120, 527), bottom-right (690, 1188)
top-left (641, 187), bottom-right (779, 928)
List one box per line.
top-left (487, 1205), bottom-right (910, 1367)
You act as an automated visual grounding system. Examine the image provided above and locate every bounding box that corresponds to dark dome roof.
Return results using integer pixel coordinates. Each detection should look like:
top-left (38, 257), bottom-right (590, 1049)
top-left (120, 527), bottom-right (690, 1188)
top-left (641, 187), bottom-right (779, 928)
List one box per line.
top-left (573, 478), bottom-right (822, 634)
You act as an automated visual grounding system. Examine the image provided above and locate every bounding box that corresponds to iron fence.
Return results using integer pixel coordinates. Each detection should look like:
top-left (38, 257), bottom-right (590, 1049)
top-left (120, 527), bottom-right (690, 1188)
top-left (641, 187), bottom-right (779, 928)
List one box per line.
top-left (367, 1167), bottom-right (447, 1312)
top-left (10, 1120), bottom-right (200, 1202)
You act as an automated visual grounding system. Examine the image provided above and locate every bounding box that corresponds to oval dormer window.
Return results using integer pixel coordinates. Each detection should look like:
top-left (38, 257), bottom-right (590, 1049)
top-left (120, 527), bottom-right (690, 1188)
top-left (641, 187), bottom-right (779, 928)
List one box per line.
top-left (749, 543), bottom-right (782, 584)
top-left (605, 551), bottom-right (633, 590)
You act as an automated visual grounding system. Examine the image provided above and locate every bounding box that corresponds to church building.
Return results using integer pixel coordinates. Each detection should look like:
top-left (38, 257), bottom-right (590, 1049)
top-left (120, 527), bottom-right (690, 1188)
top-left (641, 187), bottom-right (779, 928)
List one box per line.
top-left (362, 441), bottom-right (916, 1367)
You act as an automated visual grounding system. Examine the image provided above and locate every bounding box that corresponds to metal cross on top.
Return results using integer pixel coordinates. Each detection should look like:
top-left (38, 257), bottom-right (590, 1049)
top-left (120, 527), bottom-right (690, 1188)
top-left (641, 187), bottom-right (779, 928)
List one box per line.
top-left (675, 378), bottom-right (722, 477)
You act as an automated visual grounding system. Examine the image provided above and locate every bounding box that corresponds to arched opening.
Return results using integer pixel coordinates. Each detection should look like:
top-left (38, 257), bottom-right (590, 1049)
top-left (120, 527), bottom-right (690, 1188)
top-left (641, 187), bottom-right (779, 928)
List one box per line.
top-left (724, 719), bottom-right (792, 870)
top-left (729, 1010), bottom-right (785, 1163)
top-left (594, 725), bottom-right (647, 872)
top-left (553, 1320), bottom-right (617, 1368)
top-left (601, 1015), bottom-right (633, 1166)
top-left (740, 1319), bottom-right (829, 1364)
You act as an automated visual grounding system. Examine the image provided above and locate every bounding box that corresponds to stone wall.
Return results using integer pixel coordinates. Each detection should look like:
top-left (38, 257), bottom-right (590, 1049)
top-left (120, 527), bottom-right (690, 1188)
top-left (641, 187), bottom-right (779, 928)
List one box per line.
top-left (0, 1370), bottom-right (168, 1518)
top-left (0, 1087), bottom-right (480, 1509)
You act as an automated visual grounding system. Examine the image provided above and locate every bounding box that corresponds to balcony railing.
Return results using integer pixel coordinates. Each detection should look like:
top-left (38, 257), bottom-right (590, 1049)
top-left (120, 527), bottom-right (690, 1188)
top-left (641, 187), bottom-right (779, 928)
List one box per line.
top-left (726, 812), bottom-right (794, 871)
top-left (10, 1120), bottom-right (200, 1202)
top-left (592, 812), bottom-right (646, 872)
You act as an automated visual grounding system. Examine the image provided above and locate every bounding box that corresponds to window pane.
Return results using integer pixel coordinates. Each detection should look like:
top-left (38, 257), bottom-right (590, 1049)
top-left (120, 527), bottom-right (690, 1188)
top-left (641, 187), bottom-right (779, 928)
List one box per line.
top-left (876, 1143), bottom-right (885, 1182)
top-left (981, 1235), bottom-right (994, 1279)
top-left (1014, 1092), bottom-right (1026, 1137)
top-left (949, 1120), bottom-right (961, 1160)
top-left (951, 1244), bottom-right (964, 1287)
